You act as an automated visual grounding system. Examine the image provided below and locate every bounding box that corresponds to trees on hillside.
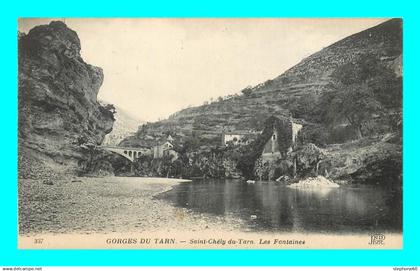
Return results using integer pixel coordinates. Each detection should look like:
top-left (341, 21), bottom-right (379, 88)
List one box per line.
top-left (325, 54), bottom-right (401, 138)
top-left (331, 83), bottom-right (381, 138)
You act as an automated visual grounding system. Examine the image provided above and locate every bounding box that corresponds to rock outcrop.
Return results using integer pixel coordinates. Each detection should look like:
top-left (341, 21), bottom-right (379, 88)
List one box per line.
top-left (101, 103), bottom-right (144, 146)
top-left (18, 21), bottom-right (115, 179)
top-left (289, 176), bottom-right (339, 188)
top-left (320, 134), bottom-right (402, 187)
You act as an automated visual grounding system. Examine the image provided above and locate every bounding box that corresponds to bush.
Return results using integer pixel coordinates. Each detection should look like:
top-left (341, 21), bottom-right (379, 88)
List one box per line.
top-left (299, 124), bottom-right (329, 147)
top-left (328, 125), bottom-right (359, 144)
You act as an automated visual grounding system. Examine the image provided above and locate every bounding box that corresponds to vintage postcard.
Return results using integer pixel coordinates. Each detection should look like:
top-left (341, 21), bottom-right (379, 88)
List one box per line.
top-left (18, 18), bottom-right (402, 249)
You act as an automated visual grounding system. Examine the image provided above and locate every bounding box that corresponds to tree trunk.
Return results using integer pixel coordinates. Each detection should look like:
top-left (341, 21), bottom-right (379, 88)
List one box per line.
top-left (356, 125), bottom-right (363, 139)
top-left (348, 116), bottom-right (363, 139)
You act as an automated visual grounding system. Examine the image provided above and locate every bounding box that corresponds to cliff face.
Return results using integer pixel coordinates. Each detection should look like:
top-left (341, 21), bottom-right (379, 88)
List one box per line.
top-left (18, 21), bottom-right (115, 179)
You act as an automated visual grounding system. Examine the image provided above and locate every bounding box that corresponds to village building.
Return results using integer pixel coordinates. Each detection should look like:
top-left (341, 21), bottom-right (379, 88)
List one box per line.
top-left (153, 135), bottom-right (178, 161)
top-left (153, 141), bottom-right (174, 158)
top-left (221, 131), bottom-right (255, 146)
top-left (260, 117), bottom-right (303, 162)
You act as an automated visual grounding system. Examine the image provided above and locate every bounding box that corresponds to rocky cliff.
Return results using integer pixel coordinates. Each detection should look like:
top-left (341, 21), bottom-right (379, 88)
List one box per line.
top-left (18, 21), bottom-right (115, 179)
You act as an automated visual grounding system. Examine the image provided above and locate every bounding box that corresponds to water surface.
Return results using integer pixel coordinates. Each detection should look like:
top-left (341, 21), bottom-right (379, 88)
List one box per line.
top-left (159, 179), bottom-right (402, 233)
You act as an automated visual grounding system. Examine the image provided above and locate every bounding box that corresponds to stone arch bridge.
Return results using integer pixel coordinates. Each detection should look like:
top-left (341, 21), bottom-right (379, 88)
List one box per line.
top-left (100, 146), bottom-right (150, 162)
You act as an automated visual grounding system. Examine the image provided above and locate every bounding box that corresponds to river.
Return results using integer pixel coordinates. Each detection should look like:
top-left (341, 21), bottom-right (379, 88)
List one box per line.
top-left (19, 177), bottom-right (402, 235)
top-left (158, 179), bottom-right (402, 233)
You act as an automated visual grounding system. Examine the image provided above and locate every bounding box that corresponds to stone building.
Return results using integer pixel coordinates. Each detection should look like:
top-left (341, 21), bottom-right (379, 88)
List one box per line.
top-left (260, 117), bottom-right (302, 162)
top-left (153, 141), bottom-right (174, 159)
top-left (221, 131), bottom-right (258, 146)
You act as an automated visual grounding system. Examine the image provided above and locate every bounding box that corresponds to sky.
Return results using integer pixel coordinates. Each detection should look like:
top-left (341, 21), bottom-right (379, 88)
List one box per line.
top-left (19, 18), bottom-right (387, 122)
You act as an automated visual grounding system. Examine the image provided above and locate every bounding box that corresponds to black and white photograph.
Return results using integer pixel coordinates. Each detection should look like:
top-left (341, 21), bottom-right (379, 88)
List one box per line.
top-left (18, 18), bottom-right (402, 249)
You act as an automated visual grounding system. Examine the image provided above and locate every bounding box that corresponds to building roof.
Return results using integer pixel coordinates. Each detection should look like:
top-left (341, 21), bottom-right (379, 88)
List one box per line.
top-left (222, 131), bottom-right (258, 136)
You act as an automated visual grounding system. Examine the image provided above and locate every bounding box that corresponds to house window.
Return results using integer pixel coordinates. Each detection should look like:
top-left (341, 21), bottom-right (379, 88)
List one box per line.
top-left (273, 134), bottom-right (276, 140)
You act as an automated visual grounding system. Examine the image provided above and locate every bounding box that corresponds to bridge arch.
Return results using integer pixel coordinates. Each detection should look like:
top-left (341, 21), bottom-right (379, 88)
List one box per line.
top-left (101, 146), bottom-right (150, 162)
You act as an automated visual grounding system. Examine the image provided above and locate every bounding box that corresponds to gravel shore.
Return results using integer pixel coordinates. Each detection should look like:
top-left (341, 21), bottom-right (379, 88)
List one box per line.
top-left (19, 177), bottom-right (245, 236)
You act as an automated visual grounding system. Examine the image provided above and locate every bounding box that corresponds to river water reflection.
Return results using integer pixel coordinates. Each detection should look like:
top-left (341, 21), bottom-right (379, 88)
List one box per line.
top-left (159, 179), bottom-right (402, 233)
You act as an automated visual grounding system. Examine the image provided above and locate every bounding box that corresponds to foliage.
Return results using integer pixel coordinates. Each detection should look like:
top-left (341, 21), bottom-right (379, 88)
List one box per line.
top-left (290, 92), bottom-right (319, 120)
top-left (299, 124), bottom-right (329, 147)
top-left (332, 83), bottom-right (382, 138)
top-left (100, 104), bottom-right (116, 121)
top-left (327, 125), bottom-right (360, 144)
top-left (241, 88), bottom-right (252, 96)
top-left (321, 54), bottom-right (402, 138)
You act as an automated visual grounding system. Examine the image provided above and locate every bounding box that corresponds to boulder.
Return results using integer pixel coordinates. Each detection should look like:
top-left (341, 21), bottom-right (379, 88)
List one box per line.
top-left (289, 176), bottom-right (339, 188)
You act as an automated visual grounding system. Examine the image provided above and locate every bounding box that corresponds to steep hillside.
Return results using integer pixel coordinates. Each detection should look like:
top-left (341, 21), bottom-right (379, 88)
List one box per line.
top-left (101, 104), bottom-right (144, 146)
top-left (122, 19), bottom-right (402, 148)
top-left (119, 19), bottom-right (402, 185)
top-left (18, 21), bottom-right (115, 179)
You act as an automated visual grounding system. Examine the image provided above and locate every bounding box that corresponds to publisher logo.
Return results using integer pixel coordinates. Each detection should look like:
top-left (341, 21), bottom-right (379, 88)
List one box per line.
top-left (368, 233), bottom-right (385, 245)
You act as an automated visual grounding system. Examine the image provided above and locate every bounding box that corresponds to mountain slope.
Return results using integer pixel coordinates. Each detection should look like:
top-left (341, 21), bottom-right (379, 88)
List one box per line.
top-left (122, 19), bottom-right (402, 148)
